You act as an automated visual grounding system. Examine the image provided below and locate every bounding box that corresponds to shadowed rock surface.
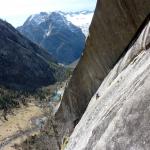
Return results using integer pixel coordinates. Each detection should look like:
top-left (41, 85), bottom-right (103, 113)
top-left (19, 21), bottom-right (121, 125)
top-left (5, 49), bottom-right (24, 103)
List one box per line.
top-left (65, 18), bottom-right (150, 150)
top-left (56, 0), bottom-right (150, 124)
top-left (0, 19), bottom-right (66, 90)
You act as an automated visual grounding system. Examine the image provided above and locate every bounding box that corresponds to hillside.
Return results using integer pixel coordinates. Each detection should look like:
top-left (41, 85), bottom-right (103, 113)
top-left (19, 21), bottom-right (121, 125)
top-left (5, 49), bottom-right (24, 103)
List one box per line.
top-left (0, 19), bottom-right (66, 90)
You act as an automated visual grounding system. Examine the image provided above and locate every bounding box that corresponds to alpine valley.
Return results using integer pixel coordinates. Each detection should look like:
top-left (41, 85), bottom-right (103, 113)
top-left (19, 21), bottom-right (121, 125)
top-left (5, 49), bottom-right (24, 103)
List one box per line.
top-left (17, 11), bottom-right (94, 65)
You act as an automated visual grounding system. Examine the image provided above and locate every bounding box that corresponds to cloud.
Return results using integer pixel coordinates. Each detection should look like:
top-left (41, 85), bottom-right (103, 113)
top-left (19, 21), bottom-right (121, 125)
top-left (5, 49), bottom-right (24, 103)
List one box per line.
top-left (0, 0), bottom-right (96, 27)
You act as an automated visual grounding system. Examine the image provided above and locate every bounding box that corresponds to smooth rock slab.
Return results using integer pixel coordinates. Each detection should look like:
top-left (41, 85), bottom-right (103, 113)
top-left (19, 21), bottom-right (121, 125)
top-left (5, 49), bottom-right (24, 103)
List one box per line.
top-left (56, 0), bottom-right (150, 125)
top-left (65, 20), bottom-right (150, 150)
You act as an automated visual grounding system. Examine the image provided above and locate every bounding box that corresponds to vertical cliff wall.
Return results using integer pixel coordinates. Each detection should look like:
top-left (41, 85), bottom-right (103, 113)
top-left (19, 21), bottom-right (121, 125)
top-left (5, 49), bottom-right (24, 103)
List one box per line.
top-left (56, 0), bottom-right (150, 123)
top-left (65, 18), bottom-right (150, 150)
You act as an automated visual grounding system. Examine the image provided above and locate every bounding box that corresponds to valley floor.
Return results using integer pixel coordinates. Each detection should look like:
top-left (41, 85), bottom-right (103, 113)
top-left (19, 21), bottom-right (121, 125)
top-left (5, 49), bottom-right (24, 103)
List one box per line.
top-left (0, 102), bottom-right (43, 150)
top-left (0, 81), bottom-right (67, 150)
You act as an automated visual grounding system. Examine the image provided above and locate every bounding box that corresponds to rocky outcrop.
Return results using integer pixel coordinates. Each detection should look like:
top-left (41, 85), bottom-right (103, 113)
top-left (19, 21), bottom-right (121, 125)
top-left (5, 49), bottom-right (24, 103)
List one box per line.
top-left (56, 0), bottom-right (150, 125)
top-left (18, 12), bottom-right (85, 65)
top-left (0, 19), bottom-right (66, 90)
top-left (65, 17), bottom-right (150, 150)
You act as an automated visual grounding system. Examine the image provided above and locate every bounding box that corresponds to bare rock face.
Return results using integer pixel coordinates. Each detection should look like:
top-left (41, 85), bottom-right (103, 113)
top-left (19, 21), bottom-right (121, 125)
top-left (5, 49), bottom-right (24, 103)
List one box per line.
top-left (65, 19), bottom-right (150, 150)
top-left (56, 0), bottom-right (150, 124)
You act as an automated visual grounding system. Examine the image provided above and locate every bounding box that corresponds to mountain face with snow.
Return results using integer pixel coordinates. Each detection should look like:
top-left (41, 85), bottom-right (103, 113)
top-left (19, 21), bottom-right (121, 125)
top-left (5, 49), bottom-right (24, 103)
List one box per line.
top-left (62, 10), bottom-right (94, 36)
top-left (18, 12), bottom-right (85, 65)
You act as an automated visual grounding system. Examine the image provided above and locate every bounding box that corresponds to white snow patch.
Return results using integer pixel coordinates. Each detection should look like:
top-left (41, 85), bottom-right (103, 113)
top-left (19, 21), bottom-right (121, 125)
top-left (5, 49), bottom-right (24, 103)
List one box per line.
top-left (66, 13), bottom-right (94, 36)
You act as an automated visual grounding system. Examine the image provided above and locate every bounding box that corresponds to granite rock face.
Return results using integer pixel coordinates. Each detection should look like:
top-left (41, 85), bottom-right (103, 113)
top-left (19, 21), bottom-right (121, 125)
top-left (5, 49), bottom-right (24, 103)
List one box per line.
top-left (65, 19), bottom-right (150, 150)
top-left (56, 0), bottom-right (150, 124)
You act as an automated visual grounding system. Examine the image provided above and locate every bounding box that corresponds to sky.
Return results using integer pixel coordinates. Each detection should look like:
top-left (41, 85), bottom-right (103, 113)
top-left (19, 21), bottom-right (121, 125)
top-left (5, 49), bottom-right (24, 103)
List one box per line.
top-left (0, 0), bottom-right (97, 27)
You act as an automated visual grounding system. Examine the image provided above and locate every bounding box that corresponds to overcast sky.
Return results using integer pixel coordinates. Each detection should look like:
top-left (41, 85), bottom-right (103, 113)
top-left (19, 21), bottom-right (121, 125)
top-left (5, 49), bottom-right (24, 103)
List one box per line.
top-left (0, 0), bottom-right (97, 27)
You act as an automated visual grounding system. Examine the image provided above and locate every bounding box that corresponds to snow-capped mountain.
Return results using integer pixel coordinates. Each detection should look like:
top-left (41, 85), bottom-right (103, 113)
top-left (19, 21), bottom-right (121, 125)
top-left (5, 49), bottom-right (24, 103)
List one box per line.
top-left (18, 12), bottom-right (85, 65)
top-left (23, 10), bottom-right (94, 36)
top-left (61, 10), bottom-right (94, 36)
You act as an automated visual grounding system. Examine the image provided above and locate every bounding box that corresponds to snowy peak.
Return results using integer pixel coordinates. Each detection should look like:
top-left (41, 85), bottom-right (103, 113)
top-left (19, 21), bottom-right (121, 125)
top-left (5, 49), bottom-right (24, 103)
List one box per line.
top-left (24, 12), bottom-right (66, 27)
top-left (24, 12), bottom-right (49, 25)
top-left (18, 11), bottom-right (85, 65)
top-left (58, 10), bottom-right (94, 35)
top-left (65, 11), bottom-right (94, 36)
top-left (23, 10), bottom-right (94, 36)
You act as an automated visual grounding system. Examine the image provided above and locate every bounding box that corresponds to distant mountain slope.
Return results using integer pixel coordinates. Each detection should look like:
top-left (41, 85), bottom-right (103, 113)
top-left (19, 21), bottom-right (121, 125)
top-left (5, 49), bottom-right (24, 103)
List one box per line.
top-left (18, 12), bottom-right (85, 65)
top-left (0, 19), bottom-right (66, 90)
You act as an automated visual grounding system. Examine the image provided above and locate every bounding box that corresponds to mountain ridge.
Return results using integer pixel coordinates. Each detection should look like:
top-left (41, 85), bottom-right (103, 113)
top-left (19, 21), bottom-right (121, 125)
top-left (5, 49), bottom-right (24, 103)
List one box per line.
top-left (18, 11), bottom-right (86, 65)
top-left (0, 19), bottom-right (66, 90)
